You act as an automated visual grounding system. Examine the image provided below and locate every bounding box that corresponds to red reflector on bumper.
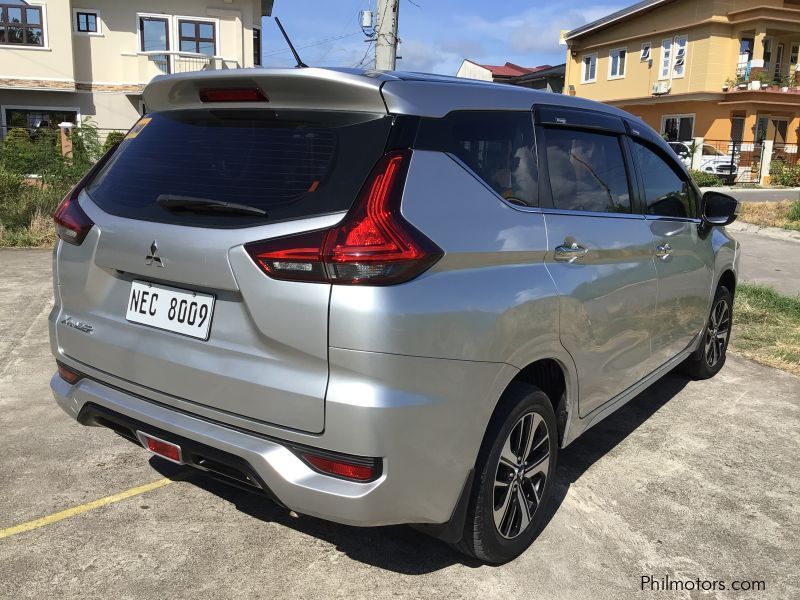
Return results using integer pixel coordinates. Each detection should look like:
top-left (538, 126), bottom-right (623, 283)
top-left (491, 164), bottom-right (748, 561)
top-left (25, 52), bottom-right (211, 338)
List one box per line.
top-left (137, 432), bottom-right (183, 464)
top-left (301, 453), bottom-right (375, 481)
top-left (57, 363), bottom-right (82, 384)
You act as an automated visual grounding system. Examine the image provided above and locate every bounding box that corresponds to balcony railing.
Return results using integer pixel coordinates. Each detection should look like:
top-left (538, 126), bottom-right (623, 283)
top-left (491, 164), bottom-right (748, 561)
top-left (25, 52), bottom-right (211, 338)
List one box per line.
top-left (144, 51), bottom-right (239, 75)
top-left (123, 51), bottom-right (240, 83)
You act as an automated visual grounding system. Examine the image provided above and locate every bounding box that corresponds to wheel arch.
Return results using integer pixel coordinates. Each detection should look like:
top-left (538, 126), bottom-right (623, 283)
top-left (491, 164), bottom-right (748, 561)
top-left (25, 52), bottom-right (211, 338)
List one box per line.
top-left (718, 268), bottom-right (736, 296)
top-left (490, 356), bottom-right (579, 449)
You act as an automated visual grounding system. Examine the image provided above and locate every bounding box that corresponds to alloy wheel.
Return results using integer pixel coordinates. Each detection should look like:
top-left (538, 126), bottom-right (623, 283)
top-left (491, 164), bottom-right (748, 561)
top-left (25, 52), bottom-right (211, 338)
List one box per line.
top-left (493, 411), bottom-right (550, 539)
top-left (704, 297), bottom-right (730, 368)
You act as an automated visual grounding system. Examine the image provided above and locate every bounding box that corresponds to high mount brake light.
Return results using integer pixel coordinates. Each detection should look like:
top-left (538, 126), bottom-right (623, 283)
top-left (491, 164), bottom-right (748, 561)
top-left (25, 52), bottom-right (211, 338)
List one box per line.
top-left (245, 149), bottom-right (443, 286)
top-left (199, 87), bottom-right (268, 103)
top-left (52, 140), bottom-right (120, 246)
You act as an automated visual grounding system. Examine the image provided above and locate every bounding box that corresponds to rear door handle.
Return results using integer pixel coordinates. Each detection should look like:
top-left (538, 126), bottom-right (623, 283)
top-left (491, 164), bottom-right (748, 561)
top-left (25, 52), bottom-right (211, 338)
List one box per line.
top-left (554, 242), bottom-right (589, 263)
top-left (656, 243), bottom-right (672, 259)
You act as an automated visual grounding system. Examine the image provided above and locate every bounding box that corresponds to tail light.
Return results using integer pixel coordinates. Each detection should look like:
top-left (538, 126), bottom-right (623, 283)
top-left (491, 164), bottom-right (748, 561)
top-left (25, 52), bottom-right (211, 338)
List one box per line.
top-left (245, 150), bottom-right (443, 285)
top-left (53, 191), bottom-right (93, 246)
top-left (53, 139), bottom-right (121, 246)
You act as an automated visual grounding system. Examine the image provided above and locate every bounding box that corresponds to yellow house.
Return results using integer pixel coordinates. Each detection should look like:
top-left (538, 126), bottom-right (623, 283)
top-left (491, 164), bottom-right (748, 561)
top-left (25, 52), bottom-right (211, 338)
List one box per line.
top-left (0, 0), bottom-right (273, 135)
top-left (563, 0), bottom-right (800, 154)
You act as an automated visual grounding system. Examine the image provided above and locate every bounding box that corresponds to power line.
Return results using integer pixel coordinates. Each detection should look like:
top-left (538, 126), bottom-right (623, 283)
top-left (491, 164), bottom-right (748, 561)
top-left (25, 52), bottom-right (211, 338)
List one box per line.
top-left (263, 31), bottom-right (361, 58)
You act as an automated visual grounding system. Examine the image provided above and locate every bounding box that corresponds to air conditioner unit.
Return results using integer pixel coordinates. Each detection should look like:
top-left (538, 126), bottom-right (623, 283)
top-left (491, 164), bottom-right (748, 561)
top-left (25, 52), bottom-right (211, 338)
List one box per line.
top-left (652, 82), bottom-right (671, 95)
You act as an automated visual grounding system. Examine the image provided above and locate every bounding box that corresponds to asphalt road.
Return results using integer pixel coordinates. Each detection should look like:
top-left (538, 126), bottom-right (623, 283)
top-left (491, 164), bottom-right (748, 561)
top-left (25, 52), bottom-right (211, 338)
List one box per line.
top-left (1, 249), bottom-right (798, 600)
top-left (702, 187), bottom-right (800, 203)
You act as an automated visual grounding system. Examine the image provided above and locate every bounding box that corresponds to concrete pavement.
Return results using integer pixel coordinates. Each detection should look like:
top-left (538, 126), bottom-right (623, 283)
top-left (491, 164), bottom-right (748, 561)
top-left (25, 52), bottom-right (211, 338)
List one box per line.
top-left (1, 249), bottom-right (798, 600)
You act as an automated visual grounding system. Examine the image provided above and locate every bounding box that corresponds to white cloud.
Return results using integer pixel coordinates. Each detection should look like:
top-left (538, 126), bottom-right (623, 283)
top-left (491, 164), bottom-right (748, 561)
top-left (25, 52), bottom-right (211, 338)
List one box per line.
top-left (456, 4), bottom-right (626, 55)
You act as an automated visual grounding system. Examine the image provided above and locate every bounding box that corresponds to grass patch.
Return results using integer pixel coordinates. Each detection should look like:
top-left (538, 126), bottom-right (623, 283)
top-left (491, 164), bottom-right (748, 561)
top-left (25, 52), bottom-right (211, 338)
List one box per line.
top-left (737, 200), bottom-right (800, 232)
top-left (731, 283), bottom-right (800, 376)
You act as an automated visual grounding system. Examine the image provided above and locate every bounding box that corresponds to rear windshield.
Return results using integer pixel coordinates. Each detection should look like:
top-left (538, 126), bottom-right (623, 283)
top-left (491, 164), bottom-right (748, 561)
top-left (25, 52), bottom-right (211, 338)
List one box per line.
top-left (87, 109), bottom-right (392, 227)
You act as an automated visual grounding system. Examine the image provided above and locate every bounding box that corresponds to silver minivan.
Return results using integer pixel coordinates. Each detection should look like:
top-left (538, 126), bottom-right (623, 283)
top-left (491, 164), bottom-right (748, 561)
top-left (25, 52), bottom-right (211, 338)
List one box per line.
top-left (49, 68), bottom-right (739, 564)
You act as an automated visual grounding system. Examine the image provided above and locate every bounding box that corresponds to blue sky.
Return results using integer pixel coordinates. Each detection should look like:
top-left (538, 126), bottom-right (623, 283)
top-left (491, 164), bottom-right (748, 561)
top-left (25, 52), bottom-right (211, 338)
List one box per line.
top-left (261, 0), bottom-right (627, 74)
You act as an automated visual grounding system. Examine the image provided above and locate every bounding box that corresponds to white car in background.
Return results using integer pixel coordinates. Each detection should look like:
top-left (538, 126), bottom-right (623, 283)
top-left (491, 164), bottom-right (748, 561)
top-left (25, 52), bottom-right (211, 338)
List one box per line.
top-left (669, 141), bottom-right (738, 183)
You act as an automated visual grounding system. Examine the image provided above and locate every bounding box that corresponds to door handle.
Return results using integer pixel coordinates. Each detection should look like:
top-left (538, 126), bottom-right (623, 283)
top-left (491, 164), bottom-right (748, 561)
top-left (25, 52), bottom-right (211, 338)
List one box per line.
top-left (554, 241), bottom-right (589, 263)
top-left (656, 243), bottom-right (672, 259)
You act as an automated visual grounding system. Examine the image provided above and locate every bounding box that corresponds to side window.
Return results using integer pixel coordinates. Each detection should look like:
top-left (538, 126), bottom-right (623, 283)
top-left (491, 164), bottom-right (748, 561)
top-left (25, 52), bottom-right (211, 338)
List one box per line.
top-left (543, 128), bottom-right (631, 213)
top-left (632, 140), bottom-right (697, 218)
top-left (415, 111), bottom-right (538, 207)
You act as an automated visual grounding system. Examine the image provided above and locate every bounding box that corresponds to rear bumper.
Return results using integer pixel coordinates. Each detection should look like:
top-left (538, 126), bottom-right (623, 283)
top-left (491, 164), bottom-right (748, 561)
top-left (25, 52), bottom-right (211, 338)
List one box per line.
top-left (50, 348), bottom-right (516, 528)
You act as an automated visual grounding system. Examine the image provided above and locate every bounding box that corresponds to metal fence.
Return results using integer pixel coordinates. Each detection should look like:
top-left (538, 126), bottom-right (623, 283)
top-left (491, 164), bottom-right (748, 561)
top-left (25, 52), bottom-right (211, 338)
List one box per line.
top-left (701, 139), bottom-right (764, 184)
top-left (773, 143), bottom-right (800, 168)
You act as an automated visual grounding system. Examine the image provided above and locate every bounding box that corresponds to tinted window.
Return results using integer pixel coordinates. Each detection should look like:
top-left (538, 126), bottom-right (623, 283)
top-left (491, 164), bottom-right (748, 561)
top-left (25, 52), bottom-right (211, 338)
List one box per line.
top-left (415, 111), bottom-right (538, 207)
top-left (87, 109), bottom-right (392, 227)
top-left (544, 128), bottom-right (631, 213)
top-left (632, 140), bottom-right (697, 218)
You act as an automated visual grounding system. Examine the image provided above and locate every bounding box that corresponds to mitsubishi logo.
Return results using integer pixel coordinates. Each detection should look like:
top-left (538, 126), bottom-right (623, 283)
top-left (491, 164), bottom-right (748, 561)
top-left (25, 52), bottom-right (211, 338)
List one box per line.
top-left (145, 241), bottom-right (165, 267)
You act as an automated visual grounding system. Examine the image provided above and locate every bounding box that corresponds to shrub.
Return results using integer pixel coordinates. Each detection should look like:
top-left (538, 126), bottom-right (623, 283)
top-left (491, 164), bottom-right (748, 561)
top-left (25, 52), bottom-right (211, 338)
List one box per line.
top-left (770, 161), bottom-right (800, 187)
top-left (788, 200), bottom-right (800, 222)
top-left (102, 130), bottom-right (126, 155)
top-left (690, 169), bottom-right (724, 187)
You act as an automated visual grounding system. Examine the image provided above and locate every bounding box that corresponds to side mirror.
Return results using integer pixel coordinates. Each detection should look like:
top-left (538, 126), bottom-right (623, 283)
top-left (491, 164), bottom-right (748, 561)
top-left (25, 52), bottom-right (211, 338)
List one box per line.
top-left (702, 191), bottom-right (739, 227)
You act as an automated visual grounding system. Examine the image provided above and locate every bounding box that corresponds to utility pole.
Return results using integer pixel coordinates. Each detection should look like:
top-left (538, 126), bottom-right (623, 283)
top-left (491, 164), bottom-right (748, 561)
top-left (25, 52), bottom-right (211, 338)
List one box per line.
top-left (374, 0), bottom-right (399, 71)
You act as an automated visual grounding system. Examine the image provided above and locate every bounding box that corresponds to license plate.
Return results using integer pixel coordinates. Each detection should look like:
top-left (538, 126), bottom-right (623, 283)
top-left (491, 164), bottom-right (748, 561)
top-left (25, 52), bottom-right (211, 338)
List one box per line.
top-left (126, 280), bottom-right (215, 340)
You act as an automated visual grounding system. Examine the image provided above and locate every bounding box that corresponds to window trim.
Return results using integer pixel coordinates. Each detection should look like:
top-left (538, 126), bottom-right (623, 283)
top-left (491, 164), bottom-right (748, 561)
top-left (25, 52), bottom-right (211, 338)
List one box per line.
top-left (672, 34), bottom-right (688, 79)
top-left (73, 8), bottom-right (101, 36)
top-left (629, 135), bottom-right (700, 222)
top-left (659, 38), bottom-right (672, 80)
top-left (253, 25), bottom-right (261, 66)
top-left (580, 53), bottom-right (598, 84)
top-left (640, 42), bottom-right (651, 62)
top-left (608, 47), bottom-right (627, 80)
top-left (0, 2), bottom-right (47, 49)
top-left (660, 113), bottom-right (695, 141)
top-left (537, 124), bottom-right (637, 217)
top-left (137, 13), bottom-right (170, 53)
top-left (176, 17), bottom-right (217, 57)
top-left (1, 104), bottom-right (83, 138)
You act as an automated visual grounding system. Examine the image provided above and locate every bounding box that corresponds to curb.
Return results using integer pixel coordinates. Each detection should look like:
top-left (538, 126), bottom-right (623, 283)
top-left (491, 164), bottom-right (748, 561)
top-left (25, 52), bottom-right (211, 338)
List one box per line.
top-left (727, 220), bottom-right (800, 243)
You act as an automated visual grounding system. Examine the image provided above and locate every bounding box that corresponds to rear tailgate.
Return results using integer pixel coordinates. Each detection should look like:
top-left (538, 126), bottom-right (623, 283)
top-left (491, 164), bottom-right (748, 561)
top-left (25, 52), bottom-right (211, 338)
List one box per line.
top-left (53, 98), bottom-right (392, 434)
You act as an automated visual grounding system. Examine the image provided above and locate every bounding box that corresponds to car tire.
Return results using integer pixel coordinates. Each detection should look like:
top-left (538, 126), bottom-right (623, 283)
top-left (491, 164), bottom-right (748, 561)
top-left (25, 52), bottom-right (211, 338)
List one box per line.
top-left (454, 382), bottom-right (558, 564)
top-left (680, 285), bottom-right (733, 380)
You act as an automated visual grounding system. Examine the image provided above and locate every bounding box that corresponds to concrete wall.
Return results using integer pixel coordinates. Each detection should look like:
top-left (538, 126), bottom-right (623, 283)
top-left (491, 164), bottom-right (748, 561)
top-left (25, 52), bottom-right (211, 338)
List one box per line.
top-left (565, 0), bottom-right (798, 101)
top-left (0, 1), bottom-right (75, 86)
top-left (456, 61), bottom-right (492, 81)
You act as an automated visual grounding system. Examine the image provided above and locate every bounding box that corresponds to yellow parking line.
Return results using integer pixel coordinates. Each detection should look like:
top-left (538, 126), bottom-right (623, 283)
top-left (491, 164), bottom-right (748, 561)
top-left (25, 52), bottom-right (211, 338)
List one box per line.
top-left (0, 478), bottom-right (175, 540)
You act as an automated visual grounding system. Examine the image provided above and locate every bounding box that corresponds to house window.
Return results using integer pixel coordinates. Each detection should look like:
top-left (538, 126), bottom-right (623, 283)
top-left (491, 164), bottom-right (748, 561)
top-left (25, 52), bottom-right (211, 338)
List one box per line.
top-left (641, 42), bottom-right (651, 61)
top-left (0, 2), bottom-right (44, 47)
top-left (581, 53), bottom-right (597, 83)
top-left (673, 35), bottom-right (688, 77)
top-left (660, 38), bottom-right (672, 79)
top-left (139, 16), bottom-right (168, 52)
top-left (74, 10), bottom-right (100, 34)
top-left (5, 108), bottom-right (78, 132)
top-left (609, 48), bottom-right (626, 79)
top-left (253, 27), bottom-right (261, 66)
top-left (661, 114), bottom-right (694, 142)
top-left (178, 20), bottom-right (215, 56)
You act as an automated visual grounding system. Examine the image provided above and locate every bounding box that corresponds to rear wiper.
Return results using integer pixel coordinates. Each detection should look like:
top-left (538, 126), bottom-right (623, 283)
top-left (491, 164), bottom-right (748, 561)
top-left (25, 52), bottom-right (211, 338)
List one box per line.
top-left (157, 195), bottom-right (267, 217)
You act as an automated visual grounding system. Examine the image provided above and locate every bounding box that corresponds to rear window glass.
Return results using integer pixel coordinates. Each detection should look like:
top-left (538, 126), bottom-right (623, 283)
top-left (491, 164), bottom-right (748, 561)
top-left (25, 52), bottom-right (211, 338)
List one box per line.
top-left (415, 111), bottom-right (538, 207)
top-left (87, 109), bottom-right (392, 227)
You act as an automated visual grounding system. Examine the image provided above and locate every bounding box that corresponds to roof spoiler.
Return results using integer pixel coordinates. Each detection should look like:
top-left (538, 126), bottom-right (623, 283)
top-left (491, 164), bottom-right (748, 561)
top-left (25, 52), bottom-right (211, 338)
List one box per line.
top-left (142, 68), bottom-right (390, 114)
